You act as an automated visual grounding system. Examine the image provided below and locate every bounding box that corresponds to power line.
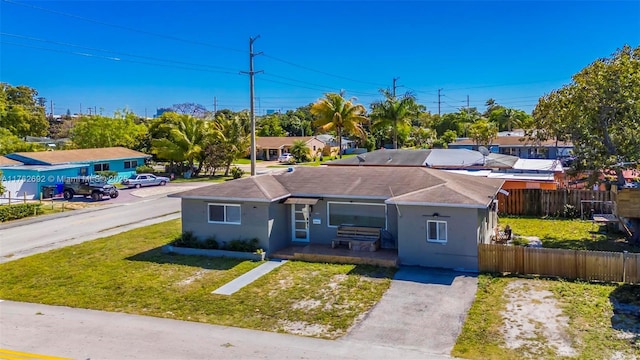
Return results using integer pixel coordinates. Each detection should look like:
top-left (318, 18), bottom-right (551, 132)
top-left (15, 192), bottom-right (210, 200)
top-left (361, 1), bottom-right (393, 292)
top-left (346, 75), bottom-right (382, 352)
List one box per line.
top-left (1, 0), bottom-right (246, 54)
top-left (0, 32), bottom-right (241, 73)
top-left (0, 40), bottom-right (238, 75)
top-left (262, 53), bottom-right (388, 88)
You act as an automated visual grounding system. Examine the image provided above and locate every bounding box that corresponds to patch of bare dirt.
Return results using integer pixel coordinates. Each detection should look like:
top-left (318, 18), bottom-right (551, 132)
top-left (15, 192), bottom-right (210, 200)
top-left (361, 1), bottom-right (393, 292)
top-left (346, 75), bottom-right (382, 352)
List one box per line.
top-left (502, 280), bottom-right (577, 358)
top-left (176, 269), bottom-right (210, 286)
top-left (278, 320), bottom-right (330, 337)
top-left (292, 299), bottom-right (321, 310)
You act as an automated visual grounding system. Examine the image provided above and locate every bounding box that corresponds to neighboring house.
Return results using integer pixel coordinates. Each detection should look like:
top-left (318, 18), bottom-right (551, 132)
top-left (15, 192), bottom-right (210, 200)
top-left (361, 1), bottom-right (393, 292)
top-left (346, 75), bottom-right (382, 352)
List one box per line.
top-left (0, 156), bottom-right (22, 167)
top-left (315, 134), bottom-right (358, 156)
top-left (1, 147), bottom-right (150, 199)
top-left (449, 136), bottom-right (573, 160)
top-left (327, 149), bottom-right (564, 190)
top-left (327, 148), bottom-right (518, 169)
top-left (24, 136), bottom-right (70, 149)
top-left (170, 166), bottom-right (504, 271)
top-left (255, 136), bottom-right (326, 160)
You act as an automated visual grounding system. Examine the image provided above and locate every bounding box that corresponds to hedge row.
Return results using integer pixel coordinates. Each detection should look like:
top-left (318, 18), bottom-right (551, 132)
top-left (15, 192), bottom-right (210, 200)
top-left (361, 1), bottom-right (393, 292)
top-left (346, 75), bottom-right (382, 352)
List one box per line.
top-left (0, 203), bottom-right (41, 222)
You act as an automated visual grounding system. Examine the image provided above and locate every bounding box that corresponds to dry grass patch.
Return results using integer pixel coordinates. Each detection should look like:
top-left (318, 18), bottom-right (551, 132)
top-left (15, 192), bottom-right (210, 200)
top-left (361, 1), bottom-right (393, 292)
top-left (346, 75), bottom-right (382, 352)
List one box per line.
top-left (453, 275), bottom-right (640, 359)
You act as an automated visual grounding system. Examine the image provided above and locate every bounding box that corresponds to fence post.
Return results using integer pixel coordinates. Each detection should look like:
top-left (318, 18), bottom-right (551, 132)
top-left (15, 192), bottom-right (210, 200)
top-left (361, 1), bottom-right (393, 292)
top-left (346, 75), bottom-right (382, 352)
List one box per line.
top-left (23, 191), bottom-right (26, 204)
top-left (8, 191), bottom-right (11, 205)
top-left (623, 250), bottom-right (628, 283)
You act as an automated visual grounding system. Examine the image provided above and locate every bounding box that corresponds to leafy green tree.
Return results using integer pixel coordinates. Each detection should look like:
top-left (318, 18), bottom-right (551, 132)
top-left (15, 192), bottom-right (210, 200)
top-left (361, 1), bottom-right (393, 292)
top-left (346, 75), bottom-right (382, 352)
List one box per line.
top-left (280, 105), bottom-right (314, 136)
top-left (370, 90), bottom-right (421, 149)
top-left (0, 83), bottom-right (49, 137)
top-left (531, 45), bottom-right (640, 185)
top-left (290, 140), bottom-right (310, 162)
top-left (70, 115), bottom-right (147, 149)
top-left (0, 127), bottom-right (44, 154)
top-left (257, 114), bottom-right (286, 137)
top-left (441, 129), bottom-right (458, 145)
top-left (433, 108), bottom-right (479, 138)
top-left (409, 126), bottom-right (437, 148)
top-left (468, 119), bottom-right (498, 147)
top-left (311, 92), bottom-right (367, 159)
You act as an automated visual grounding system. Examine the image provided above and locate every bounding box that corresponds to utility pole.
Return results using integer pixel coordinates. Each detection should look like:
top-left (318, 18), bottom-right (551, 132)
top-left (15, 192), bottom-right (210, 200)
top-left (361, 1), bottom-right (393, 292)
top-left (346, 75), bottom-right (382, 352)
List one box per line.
top-left (88, 107), bottom-right (92, 116)
top-left (241, 36), bottom-right (263, 176)
top-left (437, 88), bottom-right (443, 116)
top-left (213, 96), bottom-right (217, 114)
top-left (49, 99), bottom-right (54, 118)
top-left (80, 103), bottom-right (82, 115)
top-left (392, 77), bottom-right (399, 97)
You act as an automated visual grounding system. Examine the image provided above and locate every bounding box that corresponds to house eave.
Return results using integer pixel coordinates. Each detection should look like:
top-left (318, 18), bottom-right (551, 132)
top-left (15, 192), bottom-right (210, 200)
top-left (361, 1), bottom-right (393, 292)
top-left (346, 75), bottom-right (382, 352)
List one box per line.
top-left (172, 195), bottom-right (277, 203)
top-left (385, 200), bottom-right (489, 209)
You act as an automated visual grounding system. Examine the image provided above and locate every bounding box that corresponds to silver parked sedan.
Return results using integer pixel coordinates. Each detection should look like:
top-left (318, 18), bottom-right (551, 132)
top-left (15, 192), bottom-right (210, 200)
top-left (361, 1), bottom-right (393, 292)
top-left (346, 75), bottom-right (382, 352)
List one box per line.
top-left (121, 173), bottom-right (170, 188)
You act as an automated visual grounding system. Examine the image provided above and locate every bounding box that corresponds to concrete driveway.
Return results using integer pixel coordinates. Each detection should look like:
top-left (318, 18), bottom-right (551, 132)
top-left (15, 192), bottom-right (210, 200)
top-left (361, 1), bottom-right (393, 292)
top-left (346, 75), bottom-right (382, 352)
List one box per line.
top-left (344, 267), bottom-right (477, 355)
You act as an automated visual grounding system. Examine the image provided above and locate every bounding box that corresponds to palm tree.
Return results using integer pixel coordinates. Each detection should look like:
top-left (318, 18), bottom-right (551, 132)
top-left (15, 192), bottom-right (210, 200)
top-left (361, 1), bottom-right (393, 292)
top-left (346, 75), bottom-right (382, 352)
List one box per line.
top-left (501, 108), bottom-right (520, 132)
top-left (290, 140), bottom-right (310, 163)
top-left (210, 114), bottom-right (251, 175)
top-left (311, 92), bottom-right (367, 159)
top-left (151, 115), bottom-right (208, 175)
top-left (370, 90), bottom-right (419, 149)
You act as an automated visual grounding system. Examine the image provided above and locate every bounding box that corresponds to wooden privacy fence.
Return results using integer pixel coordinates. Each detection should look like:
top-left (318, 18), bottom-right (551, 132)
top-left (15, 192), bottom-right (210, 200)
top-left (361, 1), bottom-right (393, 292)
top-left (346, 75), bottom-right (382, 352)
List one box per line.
top-left (478, 244), bottom-right (640, 284)
top-left (498, 189), bottom-right (614, 217)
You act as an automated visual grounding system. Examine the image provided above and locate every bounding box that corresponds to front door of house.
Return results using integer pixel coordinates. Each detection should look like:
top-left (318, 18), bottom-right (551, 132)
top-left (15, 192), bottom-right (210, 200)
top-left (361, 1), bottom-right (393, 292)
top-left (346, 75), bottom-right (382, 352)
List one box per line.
top-left (291, 204), bottom-right (310, 242)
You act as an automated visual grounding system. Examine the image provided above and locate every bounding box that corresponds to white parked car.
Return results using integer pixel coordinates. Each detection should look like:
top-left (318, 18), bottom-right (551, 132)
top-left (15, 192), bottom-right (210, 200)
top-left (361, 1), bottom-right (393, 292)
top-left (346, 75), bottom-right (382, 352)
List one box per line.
top-left (278, 153), bottom-right (294, 163)
top-left (122, 173), bottom-right (170, 188)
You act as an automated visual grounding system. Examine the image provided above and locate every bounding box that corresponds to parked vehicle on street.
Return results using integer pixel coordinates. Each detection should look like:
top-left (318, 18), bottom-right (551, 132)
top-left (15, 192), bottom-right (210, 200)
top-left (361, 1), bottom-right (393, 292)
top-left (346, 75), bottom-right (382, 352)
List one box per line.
top-left (63, 176), bottom-right (119, 201)
top-left (121, 173), bottom-right (170, 188)
top-left (278, 153), bottom-right (294, 163)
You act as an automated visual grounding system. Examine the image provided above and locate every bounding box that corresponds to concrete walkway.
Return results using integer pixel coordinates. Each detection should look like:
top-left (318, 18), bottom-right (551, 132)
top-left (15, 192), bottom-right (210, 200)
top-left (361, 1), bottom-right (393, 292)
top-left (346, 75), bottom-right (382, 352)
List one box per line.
top-left (212, 259), bottom-right (287, 295)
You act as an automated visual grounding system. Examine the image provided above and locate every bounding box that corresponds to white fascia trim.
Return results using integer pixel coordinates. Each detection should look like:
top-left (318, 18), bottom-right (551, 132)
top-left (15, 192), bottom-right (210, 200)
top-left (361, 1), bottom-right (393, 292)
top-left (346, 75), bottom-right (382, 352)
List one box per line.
top-left (176, 195), bottom-right (274, 203)
top-left (293, 194), bottom-right (388, 201)
top-left (386, 201), bottom-right (487, 209)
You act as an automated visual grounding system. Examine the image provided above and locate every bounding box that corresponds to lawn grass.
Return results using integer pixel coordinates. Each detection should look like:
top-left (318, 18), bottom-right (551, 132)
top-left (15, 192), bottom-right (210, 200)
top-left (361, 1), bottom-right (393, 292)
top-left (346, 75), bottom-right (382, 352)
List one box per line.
top-left (500, 216), bottom-right (640, 252)
top-left (0, 219), bottom-right (394, 338)
top-left (169, 174), bottom-right (235, 183)
top-left (453, 275), bottom-right (640, 359)
top-left (233, 158), bottom-right (263, 165)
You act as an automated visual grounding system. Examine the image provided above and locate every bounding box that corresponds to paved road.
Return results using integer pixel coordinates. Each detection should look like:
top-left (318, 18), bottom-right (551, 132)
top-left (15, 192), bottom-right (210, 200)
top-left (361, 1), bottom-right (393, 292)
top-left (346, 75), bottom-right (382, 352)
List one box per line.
top-left (0, 301), bottom-right (450, 360)
top-left (0, 183), bottom-right (209, 263)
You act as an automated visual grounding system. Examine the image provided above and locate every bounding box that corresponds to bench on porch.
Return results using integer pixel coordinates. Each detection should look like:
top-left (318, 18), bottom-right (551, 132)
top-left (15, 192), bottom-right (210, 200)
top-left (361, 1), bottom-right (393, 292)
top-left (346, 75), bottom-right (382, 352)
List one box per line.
top-left (331, 226), bottom-right (381, 252)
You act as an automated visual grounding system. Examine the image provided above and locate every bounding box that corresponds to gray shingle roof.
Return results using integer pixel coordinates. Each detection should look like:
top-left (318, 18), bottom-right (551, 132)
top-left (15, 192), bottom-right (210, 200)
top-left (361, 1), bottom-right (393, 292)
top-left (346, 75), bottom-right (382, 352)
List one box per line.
top-left (326, 149), bottom-right (432, 166)
top-left (326, 149), bottom-right (518, 169)
top-left (172, 166), bottom-right (504, 208)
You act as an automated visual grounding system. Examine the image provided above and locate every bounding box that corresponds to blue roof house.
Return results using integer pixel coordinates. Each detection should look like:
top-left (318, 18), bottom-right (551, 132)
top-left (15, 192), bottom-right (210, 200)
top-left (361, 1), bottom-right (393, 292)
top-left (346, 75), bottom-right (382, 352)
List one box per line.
top-left (1, 147), bottom-right (150, 200)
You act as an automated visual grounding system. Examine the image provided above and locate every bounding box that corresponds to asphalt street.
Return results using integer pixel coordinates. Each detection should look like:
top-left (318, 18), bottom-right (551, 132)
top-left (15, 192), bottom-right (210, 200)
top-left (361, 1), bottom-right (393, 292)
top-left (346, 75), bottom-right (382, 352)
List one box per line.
top-left (0, 301), bottom-right (451, 360)
top-left (0, 184), bottom-right (206, 263)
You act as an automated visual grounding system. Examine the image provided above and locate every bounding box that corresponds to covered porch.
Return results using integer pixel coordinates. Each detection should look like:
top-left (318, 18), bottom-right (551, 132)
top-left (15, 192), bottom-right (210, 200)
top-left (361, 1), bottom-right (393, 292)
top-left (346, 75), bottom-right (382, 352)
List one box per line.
top-left (270, 244), bottom-right (399, 268)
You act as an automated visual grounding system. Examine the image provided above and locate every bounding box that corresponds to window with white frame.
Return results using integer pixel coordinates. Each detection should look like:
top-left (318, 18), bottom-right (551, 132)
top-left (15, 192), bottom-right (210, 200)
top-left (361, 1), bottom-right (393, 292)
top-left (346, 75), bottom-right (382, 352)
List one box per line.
top-left (208, 203), bottom-right (241, 224)
top-left (327, 201), bottom-right (386, 228)
top-left (426, 220), bottom-right (447, 243)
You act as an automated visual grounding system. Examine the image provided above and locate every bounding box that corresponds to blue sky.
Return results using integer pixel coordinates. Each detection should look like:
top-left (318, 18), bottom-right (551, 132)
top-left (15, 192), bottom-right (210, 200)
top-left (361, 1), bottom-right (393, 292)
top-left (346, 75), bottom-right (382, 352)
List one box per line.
top-left (1, 1), bottom-right (638, 117)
